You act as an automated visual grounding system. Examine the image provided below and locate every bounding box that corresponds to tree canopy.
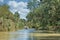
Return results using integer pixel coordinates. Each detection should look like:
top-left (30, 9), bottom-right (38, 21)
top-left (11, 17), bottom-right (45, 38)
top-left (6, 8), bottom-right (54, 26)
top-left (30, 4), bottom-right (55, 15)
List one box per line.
top-left (0, 5), bottom-right (25, 31)
top-left (26, 0), bottom-right (60, 32)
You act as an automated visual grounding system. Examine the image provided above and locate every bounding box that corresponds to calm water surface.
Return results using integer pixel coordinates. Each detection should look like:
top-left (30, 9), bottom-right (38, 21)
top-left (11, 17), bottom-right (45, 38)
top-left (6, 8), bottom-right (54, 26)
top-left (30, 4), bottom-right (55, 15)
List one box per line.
top-left (9, 29), bottom-right (60, 40)
top-left (9, 29), bottom-right (35, 40)
top-left (0, 29), bottom-right (60, 40)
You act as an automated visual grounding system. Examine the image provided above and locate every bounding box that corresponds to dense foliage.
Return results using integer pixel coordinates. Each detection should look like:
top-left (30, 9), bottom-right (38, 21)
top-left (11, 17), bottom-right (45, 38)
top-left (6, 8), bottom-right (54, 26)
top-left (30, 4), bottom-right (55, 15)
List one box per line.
top-left (0, 0), bottom-right (60, 32)
top-left (26, 0), bottom-right (60, 32)
top-left (0, 5), bottom-right (25, 32)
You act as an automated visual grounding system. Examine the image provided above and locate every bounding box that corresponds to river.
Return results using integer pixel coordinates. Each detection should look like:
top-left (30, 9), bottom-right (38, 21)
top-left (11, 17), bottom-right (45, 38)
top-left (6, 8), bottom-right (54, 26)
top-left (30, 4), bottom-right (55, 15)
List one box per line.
top-left (0, 29), bottom-right (60, 40)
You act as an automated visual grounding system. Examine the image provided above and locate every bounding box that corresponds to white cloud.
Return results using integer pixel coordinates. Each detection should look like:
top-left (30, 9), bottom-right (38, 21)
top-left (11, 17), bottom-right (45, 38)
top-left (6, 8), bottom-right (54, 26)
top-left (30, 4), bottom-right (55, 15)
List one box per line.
top-left (37, 0), bottom-right (40, 2)
top-left (8, 1), bottom-right (18, 8)
top-left (0, 0), bottom-right (4, 2)
top-left (8, 1), bottom-right (30, 19)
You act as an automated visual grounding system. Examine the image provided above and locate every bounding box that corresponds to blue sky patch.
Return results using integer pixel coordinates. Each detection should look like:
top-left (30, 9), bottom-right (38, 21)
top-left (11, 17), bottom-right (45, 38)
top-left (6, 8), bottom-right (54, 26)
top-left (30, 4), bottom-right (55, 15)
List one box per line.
top-left (0, 0), bottom-right (30, 19)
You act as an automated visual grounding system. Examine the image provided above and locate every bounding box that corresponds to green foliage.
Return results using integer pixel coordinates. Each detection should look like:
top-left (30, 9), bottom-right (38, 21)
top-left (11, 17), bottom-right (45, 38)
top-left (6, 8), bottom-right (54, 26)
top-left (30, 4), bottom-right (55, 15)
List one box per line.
top-left (27, 0), bottom-right (39, 10)
top-left (27, 0), bottom-right (60, 32)
top-left (0, 5), bottom-right (25, 32)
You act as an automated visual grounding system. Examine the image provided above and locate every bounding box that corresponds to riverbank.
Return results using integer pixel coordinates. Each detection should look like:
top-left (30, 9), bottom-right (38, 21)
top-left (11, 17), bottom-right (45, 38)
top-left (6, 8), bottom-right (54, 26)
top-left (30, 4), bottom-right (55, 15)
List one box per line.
top-left (30, 33), bottom-right (60, 37)
top-left (0, 32), bottom-right (9, 40)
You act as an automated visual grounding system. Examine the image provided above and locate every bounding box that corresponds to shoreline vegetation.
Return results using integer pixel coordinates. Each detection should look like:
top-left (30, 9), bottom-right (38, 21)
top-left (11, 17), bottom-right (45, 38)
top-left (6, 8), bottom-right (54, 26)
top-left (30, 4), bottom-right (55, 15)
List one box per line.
top-left (0, 0), bottom-right (60, 33)
top-left (0, 5), bottom-right (24, 32)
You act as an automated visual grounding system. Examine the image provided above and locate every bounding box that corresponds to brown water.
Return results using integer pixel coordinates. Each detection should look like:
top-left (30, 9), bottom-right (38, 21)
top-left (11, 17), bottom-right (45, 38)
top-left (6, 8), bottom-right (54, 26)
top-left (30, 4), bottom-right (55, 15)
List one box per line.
top-left (0, 32), bottom-right (9, 40)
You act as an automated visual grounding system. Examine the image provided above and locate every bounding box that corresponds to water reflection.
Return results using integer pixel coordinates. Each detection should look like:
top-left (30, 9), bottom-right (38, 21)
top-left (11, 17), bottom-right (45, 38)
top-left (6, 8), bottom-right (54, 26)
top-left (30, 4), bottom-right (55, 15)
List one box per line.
top-left (9, 29), bottom-right (35, 40)
top-left (9, 29), bottom-right (60, 40)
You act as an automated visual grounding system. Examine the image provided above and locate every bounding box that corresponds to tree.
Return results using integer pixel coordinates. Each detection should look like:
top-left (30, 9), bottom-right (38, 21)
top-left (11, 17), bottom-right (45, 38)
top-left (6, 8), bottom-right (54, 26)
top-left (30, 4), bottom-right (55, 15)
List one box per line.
top-left (14, 12), bottom-right (25, 30)
top-left (0, 5), bottom-right (14, 21)
top-left (0, 5), bottom-right (25, 31)
top-left (27, 0), bottom-right (40, 10)
top-left (27, 0), bottom-right (60, 32)
top-left (0, 5), bottom-right (15, 31)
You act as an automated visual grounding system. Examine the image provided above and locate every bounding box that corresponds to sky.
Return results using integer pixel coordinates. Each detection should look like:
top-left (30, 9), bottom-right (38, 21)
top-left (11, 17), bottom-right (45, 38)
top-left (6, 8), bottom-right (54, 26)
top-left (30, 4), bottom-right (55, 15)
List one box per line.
top-left (0, 0), bottom-right (30, 19)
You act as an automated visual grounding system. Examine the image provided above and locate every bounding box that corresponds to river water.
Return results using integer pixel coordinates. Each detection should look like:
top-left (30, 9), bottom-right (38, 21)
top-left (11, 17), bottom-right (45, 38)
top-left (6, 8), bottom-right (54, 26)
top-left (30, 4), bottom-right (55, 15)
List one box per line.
top-left (0, 29), bottom-right (60, 40)
top-left (9, 29), bottom-right (60, 40)
top-left (9, 29), bottom-right (35, 40)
